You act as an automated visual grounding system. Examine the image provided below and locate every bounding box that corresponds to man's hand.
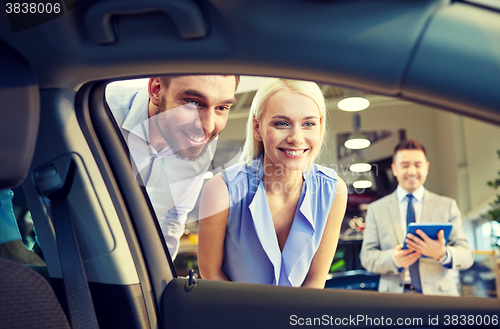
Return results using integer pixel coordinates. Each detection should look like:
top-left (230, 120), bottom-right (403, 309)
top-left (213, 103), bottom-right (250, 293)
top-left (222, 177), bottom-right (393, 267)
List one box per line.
top-left (393, 244), bottom-right (421, 268)
top-left (405, 229), bottom-right (447, 260)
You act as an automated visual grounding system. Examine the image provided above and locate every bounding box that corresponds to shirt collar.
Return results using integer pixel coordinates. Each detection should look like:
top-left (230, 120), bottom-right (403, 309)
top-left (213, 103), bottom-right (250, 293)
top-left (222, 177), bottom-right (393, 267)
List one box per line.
top-left (121, 87), bottom-right (150, 133)
top-left (249, 154), bottom-right (314, 229)
top-left (248, 156), bottom-right (315, 286)
top-left (396, 185), bottom-right (424, 203)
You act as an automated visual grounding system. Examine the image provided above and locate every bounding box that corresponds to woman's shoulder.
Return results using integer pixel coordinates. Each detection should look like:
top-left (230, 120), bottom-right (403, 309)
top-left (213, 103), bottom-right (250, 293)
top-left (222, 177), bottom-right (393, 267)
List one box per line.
top-left (201, 172), bottom-right (231, 211)
top-left (309, 163), bottom-right (338, 181)
top-left (222, 161), bottom-right (253, 184)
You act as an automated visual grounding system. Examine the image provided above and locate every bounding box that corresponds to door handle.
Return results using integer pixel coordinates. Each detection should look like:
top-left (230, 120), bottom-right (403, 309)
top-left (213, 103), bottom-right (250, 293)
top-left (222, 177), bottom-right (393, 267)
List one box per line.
top-left (85, 0), bottom-right (207, 44)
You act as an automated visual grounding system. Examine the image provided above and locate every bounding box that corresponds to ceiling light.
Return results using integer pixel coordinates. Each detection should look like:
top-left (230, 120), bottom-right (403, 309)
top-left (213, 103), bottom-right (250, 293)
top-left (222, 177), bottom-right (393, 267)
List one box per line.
top-left (338, 89), bottom-right (370, 112)
top-left (353, 180), bottom-right (372, 189)
top-left (349, 163), bottom-right (372, 173)
top-left (345, 137), bottom-right (370, 149)
top-left (338, 97), bottom-right (370, 112)
top-left (344, 114), bottom-right (370, 149)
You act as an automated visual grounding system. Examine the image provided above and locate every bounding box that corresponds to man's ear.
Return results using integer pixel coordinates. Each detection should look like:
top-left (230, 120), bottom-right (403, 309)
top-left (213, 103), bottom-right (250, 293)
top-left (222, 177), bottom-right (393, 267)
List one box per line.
top-left (391, 162), bottom-right (396, 176)
top-left (253, 118), bottom-right (262, 141)
top-left (148, 78), bottom-right (161, 107)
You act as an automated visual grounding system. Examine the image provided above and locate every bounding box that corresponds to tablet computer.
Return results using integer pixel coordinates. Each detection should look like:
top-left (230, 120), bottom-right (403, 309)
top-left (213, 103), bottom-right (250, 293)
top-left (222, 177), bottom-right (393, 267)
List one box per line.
top-left (402, 223), bottom-right (453, 251)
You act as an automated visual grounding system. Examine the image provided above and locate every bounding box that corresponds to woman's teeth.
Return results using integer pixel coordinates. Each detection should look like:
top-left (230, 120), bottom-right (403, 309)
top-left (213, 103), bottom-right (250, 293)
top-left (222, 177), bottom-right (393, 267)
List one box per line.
top-left (283, 149), bottom-right (305, 156)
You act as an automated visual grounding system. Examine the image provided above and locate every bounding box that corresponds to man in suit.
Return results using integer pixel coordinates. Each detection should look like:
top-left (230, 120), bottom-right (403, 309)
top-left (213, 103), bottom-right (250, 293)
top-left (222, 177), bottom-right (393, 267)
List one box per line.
top-left (360, 139), bottom-right (474, 295)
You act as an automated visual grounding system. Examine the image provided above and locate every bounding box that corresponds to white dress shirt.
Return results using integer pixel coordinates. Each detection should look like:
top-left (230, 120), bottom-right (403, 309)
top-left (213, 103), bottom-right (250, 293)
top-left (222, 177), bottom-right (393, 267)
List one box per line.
top-left (396, 185), bottom-right (425, 235)
top-left (106, 85), bottom-right (216, 259)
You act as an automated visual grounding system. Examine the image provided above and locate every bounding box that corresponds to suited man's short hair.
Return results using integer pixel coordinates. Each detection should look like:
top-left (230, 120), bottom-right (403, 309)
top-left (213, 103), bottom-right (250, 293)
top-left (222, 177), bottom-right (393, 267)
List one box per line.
top-left (392, 139), bottom-right (427, 162)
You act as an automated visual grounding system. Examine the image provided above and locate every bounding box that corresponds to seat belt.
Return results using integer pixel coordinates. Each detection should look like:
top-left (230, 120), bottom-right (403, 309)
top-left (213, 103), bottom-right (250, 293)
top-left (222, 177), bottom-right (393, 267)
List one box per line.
top-left (38, 160), bottom-right (100, 329)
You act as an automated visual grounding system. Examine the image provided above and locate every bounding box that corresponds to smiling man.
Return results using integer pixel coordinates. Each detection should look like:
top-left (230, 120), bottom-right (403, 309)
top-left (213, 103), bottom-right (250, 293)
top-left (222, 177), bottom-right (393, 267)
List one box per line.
top-left (360, 139), bottom-right (474, 296)
top-left (106, 75), bottom-right (239, 259)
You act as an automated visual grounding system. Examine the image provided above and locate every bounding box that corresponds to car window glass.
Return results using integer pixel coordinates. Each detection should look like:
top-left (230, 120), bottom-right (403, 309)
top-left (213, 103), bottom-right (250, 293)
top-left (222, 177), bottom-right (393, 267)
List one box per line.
top-left (105, 76), bottom-right (500, 298)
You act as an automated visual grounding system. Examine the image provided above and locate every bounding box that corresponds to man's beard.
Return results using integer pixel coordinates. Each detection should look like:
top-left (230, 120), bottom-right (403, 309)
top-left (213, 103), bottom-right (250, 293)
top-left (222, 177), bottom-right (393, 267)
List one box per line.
top-left (174, 141), bottom-right (210, 162)
top-left (153, 99), bottom-right (216, 162)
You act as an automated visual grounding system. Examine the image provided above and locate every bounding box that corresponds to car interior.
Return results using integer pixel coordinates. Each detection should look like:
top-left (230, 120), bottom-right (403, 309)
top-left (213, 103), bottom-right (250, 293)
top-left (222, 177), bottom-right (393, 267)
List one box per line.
top-left (1, 0), bottom-right (500, 328)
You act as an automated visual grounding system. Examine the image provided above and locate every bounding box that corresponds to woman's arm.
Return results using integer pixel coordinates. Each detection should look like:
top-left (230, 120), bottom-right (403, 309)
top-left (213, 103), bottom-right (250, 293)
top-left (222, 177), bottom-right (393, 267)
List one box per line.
top-left (197, 173), bottom-right (231, 281)
top-left (302, 177), bottom-right (347, 288)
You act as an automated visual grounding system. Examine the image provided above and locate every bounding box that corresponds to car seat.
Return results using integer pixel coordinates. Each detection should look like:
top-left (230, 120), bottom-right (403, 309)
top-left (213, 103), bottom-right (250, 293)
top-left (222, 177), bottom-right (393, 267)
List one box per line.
top-left (0, 39), bottom-right (70, 329)
top-left (0, 259), bottom-right (70, 329)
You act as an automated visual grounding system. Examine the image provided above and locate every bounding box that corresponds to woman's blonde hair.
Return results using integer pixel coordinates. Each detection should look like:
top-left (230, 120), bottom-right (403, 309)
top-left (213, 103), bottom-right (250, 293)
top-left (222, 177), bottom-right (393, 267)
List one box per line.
top-left (240, 78), bottom-right (327, 170)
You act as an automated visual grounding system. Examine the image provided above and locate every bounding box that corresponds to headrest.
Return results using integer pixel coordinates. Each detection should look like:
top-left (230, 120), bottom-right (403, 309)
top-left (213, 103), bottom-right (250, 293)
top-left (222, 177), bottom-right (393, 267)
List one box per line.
top-left (0, 40), bottom-right (39, 189)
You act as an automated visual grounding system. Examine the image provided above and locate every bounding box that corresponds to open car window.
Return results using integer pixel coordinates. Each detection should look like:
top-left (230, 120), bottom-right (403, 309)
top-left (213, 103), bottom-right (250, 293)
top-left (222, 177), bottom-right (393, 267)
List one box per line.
top-left (103, 75), bottom-right (500, 298)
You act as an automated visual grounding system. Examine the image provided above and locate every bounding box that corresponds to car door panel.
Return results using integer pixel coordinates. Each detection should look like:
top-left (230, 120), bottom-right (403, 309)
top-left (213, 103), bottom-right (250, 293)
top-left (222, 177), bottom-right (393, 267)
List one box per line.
top-left (50, 279), bottom-right (150, 329)
top-left (161, 278), bottom-right (499, 329)
top-left (22, 87), bottom-right (158, 328)
top-left (23, 89), bottom-right (139, 285)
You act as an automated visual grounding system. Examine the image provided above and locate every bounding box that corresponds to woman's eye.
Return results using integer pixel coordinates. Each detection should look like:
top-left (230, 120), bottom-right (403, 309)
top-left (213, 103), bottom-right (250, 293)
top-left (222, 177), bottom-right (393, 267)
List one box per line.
top-left (303, 122), bottom-right (316, 127)
top-left (274, 121), bottom-right (289, 127)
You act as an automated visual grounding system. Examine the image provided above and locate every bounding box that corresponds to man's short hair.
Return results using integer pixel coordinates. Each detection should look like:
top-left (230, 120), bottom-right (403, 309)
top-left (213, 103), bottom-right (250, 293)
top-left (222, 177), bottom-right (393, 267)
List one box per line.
top-left (159, 75), bottom-right (241, 90)
top-left (392, 139), bottom-right (427, 162)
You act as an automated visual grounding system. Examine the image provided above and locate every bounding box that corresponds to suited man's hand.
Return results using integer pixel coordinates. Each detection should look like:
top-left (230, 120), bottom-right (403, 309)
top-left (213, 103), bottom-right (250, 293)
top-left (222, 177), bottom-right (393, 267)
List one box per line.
top-left (393, 244), bottom-right (421, 268)
top-left (405, 229), bottom-right (447, 260)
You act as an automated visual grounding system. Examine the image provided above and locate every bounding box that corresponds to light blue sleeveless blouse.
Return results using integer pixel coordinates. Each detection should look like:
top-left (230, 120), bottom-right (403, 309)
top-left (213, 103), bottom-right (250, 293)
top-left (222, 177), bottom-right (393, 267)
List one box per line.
top-left (221, 156), bottom-right (338, 287)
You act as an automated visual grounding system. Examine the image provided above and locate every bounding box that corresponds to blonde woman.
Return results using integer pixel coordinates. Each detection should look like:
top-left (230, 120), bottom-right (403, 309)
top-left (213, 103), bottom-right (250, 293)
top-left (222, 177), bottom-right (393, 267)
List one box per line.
top-left (198, 78), bottom-right (347, 288)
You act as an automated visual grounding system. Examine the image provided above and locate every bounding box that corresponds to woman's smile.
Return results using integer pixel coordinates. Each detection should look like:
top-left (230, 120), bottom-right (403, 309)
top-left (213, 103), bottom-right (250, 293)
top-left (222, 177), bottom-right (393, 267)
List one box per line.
top-left (279, 148), bottom-right (309, 158)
